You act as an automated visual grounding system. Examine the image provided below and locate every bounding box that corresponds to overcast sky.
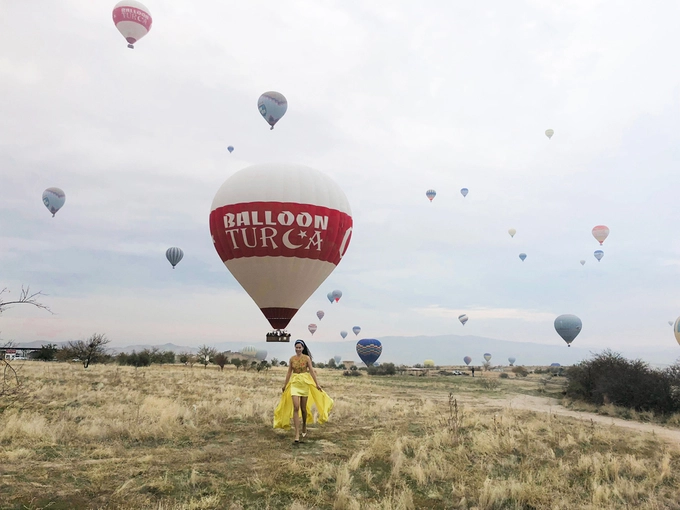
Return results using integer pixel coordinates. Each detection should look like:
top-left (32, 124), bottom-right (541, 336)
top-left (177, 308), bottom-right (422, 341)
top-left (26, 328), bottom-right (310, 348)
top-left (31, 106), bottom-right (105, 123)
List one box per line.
top-left (1, 1), bottom-right (680, 356)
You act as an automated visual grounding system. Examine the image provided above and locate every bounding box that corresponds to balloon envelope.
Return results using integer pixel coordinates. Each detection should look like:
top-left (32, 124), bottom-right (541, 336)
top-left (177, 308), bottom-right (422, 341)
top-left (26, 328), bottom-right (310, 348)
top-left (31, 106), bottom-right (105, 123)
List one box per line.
top-left (258, 91), bottom-right (287, 129)
top-left (519, 253), bottom-right (527, 261)
top-left (316, 310), bottom-right (325, 320)
top-left (332, 289), bottom-right (342, 302)
top-left (550, 363), bottom-right (561, 367)
top-left (483, 353), bottom-right (492, 362)
top-left (545, 129), bottom-right (554, 139)
top-left (594, 250), bottom-right (604, 262)
top-left (241, 346), bottom-right (257, 357)
top-left (460, 188), bottom-right (468, 197)
top-left (166, 247), bottom-right (184, 269)
top-left (356, 338), bottom-right (382, 366)
top-left (352, 326), bottom-right (361, 336)
top-left (333, 355), bottom-right (342, 364)
top-left (592, 225), bottom-right (610, 245)
top-left (458, 314), bottom-right (468, 326)
top-left (255, 350), bottom-right (267, 361)
top-left (674, 318), bottom-right (680, 345)
top-left (508, 228), bottom-right (516, 238)
top-left (209, 163), bottom-right (353, 331)
top-left (340, 331), bottom-right (348, 339)
top-left (227, 146), bottom-right (234, 153)
top-left (112, 0), bottom-right (152, 49)
top-left (42, 187), bottom-right (65, 217)
top-left (508, 357), bottom-right (516, 365)
top-left (308, 324), bottom-right (317, 335)
top-left (580, 260), bottom-right (586, 266)
top-left (463, 356), bottom-right (472, 365)
top-left (669, 321), bottom-right (674, 327)
top-left (327, 292), bottom-right (334, 303)
top-left (426, 189), bottom-right (436, 202)
top-left (424, 359), bottom-right (435, 368)
top-left (554, 314), bottom-right (582, 346)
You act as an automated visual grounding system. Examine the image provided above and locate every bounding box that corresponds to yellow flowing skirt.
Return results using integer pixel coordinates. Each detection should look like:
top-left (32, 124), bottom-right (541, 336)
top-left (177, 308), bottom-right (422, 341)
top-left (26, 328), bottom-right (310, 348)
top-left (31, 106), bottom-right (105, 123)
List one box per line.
top-left (273, 373), bottom-right (334, 430)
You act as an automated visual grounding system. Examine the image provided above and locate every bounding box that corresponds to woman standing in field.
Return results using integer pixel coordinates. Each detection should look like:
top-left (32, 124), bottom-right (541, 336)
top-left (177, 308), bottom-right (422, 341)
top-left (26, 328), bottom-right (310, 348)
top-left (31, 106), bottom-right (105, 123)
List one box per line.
top-left (274, 340), bottom-right (333, 444)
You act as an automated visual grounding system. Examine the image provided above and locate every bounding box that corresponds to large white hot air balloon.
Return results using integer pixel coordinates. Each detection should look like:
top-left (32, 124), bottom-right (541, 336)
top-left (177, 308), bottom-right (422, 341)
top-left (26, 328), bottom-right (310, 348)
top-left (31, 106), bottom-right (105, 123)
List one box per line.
top-left (258, 92), bottom-right (288, 130)
top-left (112, 1), bottom-right (152, 49)
top-left (209, 164), bottom-right (353, 338)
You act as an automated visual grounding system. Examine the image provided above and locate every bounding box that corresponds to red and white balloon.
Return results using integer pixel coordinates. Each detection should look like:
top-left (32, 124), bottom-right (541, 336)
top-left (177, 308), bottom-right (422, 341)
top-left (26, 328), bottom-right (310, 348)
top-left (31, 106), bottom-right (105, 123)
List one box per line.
top-left (112, 1), bottom-right (152, 49)
top-left (210, 163), bottom-right (353, 331)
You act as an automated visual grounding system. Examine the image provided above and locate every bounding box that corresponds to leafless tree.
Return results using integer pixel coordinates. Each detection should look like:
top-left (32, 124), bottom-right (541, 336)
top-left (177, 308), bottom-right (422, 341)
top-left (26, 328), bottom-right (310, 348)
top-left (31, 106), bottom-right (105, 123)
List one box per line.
top-left (0, 286), bottom-right (52, 314)
top-left (62, 333), bottom-right (111, 368)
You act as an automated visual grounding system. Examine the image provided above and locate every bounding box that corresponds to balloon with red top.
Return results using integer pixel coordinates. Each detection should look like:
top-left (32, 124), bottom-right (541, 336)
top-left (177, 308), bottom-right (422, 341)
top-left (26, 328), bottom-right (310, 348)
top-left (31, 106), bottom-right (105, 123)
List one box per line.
top-left (592, 225), bottom-right (610, 245)
top-left (112, 1), bottom-right (152, 49)
top-left (210, 163), bottom-right (353, 332)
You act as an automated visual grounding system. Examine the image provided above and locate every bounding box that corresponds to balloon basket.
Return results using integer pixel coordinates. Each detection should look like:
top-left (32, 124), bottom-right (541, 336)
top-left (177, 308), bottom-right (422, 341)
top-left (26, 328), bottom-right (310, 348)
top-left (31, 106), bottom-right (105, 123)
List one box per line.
top-left (266, 331), bottom-right (291, 343)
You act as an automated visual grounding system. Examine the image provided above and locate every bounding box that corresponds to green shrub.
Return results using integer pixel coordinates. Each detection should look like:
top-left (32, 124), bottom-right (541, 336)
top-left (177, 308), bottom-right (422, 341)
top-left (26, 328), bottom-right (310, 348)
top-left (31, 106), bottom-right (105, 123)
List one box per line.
top-left (499, 372), bottom-right (509, 379)
top-left (367, 363), bottom-right (396, 376)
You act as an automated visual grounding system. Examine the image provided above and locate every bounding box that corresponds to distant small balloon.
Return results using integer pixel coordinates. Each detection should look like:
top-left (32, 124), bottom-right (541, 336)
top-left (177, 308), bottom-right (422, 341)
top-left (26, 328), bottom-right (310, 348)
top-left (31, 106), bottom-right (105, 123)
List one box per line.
top-left (580, 260), bottom-right (586, 266)
top-left (483, 353), bottom-right (492, 362)
top-left (594, 250), bottom-right (604, 262)
top-left (508, 229), bottom-right (516, 238)
top-left (227, 146), bottom-right (234, 153)
top-left (545, 129), bottom-right (554, 139)
top-left (554, 314), bottom-right (582, 347)
top-left (519, 253), bottom-right (527, 262)
top-left (317, 310), bottom-right (325, 320)
top-left (42, 187), bottom-right (66, 217)
top-left (458, 314), bottom-right (468, 326)
top-left (333, 355), bottom-right (342, 364)
top-left (332, 289), bottom-right (342, 302)
top-left (669, 321), bottom-right (673, 327)
top-left (308, 324), bottom-right (317, 335)
top-left (340, 331), bottom-right (348, 339)
top-left (674, 318), bottom-right (680, 346)
top-left (508, 357), bottom-right (516, 366)
top-left (112, 0), bottom-right (152, 49)
top-left (460, 188), bottom-right (468, 198)
top-left (166, 247), bottom-right (184, 269)
top-left (352, 326), bottom-right (361, 336)
top-left (327, 292), bottom-right (334, 303)
top-left (463, 356), bottom-right (472, 366)
top-left (426, 189), bottom-right (436, 202)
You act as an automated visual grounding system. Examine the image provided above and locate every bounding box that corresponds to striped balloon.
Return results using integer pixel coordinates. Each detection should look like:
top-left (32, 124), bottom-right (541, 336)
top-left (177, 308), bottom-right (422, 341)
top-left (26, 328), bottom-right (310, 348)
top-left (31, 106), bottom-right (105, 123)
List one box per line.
top-left (166, 247), bottom-right (184, 269)
top-left (426, 189), bottom-right (436, 202)
top-left (316, 310), bottom-right (325, 320)
top-left (356, 339), bottom-right (382, 366)
top-left (112, 1), bottom-right (152, 49)
top-left (308, 324), bottom-right (317, 335)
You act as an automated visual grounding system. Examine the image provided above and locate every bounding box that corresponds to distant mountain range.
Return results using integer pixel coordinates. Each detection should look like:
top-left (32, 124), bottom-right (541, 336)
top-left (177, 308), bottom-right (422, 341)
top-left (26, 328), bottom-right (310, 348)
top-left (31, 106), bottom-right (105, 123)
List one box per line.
top-left (10, 335), bottom-right (679, 368)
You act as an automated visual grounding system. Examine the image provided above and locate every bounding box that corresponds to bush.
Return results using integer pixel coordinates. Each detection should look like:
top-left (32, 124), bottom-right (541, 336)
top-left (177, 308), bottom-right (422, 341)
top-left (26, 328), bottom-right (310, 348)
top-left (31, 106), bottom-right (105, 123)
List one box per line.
top-left (367, 363), bottom-right (396, 376)
top-left (499, 372), bottom-right (509, 379)
top-left (343, 370), bottom-right (361, 377)
top-left (512, 366), bottom-right (529, 377)
top-left (566, 350), bottom-right (680, 415)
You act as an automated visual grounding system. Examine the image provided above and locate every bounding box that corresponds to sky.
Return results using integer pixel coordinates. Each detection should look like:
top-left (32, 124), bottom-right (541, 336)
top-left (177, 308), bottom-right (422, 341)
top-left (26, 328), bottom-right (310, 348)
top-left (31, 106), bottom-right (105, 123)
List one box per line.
top-left (1, 1), bottom-right (680, 357)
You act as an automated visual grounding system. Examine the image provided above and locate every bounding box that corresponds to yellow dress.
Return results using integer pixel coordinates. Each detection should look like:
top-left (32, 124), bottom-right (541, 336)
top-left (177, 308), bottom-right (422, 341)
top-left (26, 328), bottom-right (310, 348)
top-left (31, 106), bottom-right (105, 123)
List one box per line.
top-left (273, 355), bottom-right (334, 430)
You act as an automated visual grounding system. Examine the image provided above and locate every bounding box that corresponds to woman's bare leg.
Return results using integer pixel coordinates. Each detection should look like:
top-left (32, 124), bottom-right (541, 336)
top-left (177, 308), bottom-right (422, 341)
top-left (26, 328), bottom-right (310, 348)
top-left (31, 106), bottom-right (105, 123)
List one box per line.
top-left (300, 396), bottom-right (308, 435)
top-left (292, 396), bottom-right (301, 442)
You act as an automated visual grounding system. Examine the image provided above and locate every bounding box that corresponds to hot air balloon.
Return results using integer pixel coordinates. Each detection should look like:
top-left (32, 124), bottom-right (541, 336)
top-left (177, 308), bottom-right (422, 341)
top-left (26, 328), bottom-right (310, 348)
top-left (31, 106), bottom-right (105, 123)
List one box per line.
top-left (112, 1), bottom-right (152, 49)
top-left (227, 146), bottom-right (234, 153)
top-left (333, 355), bottom-right (342, 365)
top-left (424, 359), bottom-right (435, 368)
top-left (258, 91), bottom-right (287, 130)
top-left (554, 314), bottom-right (582, 347)
top-left (458, 314), bottom-right (468, 326)
top-left (209, 163), bottom-right (353, 340)
top-left (308, 324), bottom-right (317, 335)
top-left (241, 346), bottom-right (257, 358)
top-left (327, 292), bottom-right (334, 303)
top-left (550, 363), bottom-right (561, 367)
top-left (166, 247), bottom-right (184, 269)
top-left (352, 326), bottom-right (361, 336)
top-left (669, 321), bottom-right (674, 327)
top-left (255, 350), bottom-right (268, 361)
top-left (316, 310), bottom-right (325, 320)
top-left (508, 228), bottom-right (516, 238)
top-left (483, 353), bottom-right (492, 362)
top-left (42, 187), bottom-right (65, 217)
top-left (545, 129), bottom-right (554, 139)
top-left (594, 250), bottom-right (604, 262)
top-left (519, 253), bottom-right (527, 262)
top-left (426, 189), bottom-right (436, 202)
top-left (460, 188), bottom-right (468, 198)
top-left (332, 290), bottom-right (343, 302)
top-left (340, 331), bottom-right (348, 339)
top-left (356, 339), bottom-right (382, 366)
top-left (580, 260), bottom-right (586, 266)
top-left (674, 318), bottom-right (680, 345)
top-left (463, 356), bottom-right (472, 366)
top-left (508, 357), bottom-right (516, 366)
top-left (592, 225), bottom-right (609, 245)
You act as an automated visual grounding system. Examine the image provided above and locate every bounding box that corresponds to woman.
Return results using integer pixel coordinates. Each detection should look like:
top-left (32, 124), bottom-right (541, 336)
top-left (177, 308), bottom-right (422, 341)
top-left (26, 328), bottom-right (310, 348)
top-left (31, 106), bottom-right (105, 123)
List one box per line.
top-left (273, 340), bottom-right (333, 444)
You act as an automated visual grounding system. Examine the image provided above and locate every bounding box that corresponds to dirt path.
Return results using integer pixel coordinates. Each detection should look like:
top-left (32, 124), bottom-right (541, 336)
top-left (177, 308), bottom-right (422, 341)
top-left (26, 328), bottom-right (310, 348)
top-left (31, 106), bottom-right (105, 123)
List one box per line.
top-left (486, 394), bottom-right (680, 445)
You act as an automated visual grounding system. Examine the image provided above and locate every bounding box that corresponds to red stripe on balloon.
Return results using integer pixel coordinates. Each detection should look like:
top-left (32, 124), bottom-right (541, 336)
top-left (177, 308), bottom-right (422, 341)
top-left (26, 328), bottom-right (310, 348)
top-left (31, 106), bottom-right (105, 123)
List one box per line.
top-left (112, 6), bottom-right (152, 30)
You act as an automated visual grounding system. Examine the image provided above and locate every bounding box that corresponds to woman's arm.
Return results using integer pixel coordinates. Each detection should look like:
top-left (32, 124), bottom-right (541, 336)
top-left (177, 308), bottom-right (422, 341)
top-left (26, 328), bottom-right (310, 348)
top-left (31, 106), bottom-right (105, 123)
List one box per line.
top-left (307, 357), bottom-right (322, 390)
top-left (282, 359), bottom-right (293, 392)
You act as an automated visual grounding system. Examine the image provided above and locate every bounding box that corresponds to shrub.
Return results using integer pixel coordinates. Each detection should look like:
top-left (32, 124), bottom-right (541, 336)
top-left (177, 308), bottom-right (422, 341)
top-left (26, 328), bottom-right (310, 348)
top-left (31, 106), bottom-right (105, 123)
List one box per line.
top-left (499, 372), bottom-right (509, 379)
top-left (343, 370), bottom-right (361, 377)
top-left (512, 366), bottom-right (529, 377)
top-left (566, 350), bottom-right (680, 415)
top-left (367, 363), bottom-right (396, 376)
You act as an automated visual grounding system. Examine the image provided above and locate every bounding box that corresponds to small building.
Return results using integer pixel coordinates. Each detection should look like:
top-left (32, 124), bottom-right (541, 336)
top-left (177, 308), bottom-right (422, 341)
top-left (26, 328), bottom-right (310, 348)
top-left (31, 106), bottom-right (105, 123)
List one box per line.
top-left (342, 360), bottom-right (355, 368)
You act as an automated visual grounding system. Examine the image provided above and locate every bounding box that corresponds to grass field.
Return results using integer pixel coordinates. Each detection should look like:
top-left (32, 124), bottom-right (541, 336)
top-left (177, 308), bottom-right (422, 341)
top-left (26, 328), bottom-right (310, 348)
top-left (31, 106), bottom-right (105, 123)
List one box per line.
top-left (1, 362), bottom-right (679, 509)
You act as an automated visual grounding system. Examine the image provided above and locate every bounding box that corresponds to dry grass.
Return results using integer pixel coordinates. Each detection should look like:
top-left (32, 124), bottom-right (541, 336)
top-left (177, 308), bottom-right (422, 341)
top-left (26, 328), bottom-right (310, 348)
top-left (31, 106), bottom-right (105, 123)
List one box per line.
top-left (0, 362), bottom-right (679, 509)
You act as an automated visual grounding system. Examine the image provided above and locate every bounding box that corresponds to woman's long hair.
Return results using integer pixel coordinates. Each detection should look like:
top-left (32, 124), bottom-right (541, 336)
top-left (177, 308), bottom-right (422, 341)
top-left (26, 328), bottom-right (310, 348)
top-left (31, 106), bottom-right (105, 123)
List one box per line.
top-left (294, 339), bottom-right (313, 361)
